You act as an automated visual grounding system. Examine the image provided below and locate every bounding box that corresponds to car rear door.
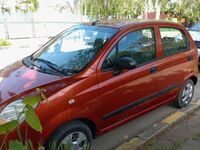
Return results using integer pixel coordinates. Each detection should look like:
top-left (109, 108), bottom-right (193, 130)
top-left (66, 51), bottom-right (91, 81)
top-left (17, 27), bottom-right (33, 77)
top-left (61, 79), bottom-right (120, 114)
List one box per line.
top-left (152, 25), bottom-right (196, 104)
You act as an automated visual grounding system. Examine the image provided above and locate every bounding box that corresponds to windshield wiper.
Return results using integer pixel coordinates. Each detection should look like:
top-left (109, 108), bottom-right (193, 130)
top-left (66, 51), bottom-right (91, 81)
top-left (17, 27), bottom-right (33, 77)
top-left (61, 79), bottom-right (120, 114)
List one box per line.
top-left (62, 68), bottom-right (80, 75)
top-left (31, 58), bottom-right (79, 76)
top-left (32, 58), bottom-right (64, 75)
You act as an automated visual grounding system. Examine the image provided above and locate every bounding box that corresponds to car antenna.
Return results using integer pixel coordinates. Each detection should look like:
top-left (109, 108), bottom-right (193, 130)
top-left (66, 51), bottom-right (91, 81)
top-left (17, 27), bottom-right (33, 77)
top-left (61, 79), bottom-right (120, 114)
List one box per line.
top-left (92, 20), bottom-right (99, 25)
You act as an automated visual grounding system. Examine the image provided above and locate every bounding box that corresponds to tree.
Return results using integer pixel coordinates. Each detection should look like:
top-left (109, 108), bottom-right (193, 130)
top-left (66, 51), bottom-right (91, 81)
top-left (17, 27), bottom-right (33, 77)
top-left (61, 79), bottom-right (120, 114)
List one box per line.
top-left (15, 0), bottom-right (39, 13)
top-left (81, 0), bottom-right (144, 20)
top-left (81, 0), bottom-right (200, 22)
top-left (164, 0), bottom-right (200, 23)
top-left (55, 0), bottom-right (80, 14)
top-left (15, 0), bottom-right (39, 37)
top-left (0, 0), bottom-right (11, 39)
top-left (0, 0), bottom-right (10, 13)
top-left (0, 0), bottom-right (39, 39)
top-left (144, 0), bottom-right (169, 20)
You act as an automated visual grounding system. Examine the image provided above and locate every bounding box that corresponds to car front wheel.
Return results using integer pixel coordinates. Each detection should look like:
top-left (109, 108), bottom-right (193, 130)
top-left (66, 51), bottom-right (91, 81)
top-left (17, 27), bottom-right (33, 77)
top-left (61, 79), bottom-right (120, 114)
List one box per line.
top-left (46, 120), bottom-right (92, 150)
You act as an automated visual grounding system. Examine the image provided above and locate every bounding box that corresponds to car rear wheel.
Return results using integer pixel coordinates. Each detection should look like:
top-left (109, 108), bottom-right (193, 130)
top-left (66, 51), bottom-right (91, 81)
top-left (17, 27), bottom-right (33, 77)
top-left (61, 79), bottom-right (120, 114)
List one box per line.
top-left (175, 79), bottom-right (194, 108)
top-left (45, 120), bottom-right (92, 150)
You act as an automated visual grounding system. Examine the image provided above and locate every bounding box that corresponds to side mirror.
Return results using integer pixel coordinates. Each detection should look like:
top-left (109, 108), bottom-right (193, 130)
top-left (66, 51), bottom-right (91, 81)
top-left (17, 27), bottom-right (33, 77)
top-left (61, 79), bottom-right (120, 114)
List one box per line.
top-left (119, 57), bottom-right (137, 70)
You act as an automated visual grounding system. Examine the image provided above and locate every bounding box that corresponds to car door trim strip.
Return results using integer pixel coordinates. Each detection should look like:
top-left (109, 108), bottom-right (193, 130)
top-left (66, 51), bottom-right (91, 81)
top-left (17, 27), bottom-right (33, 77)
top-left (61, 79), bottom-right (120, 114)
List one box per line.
top-left (102, 84), bottom-right (180, 120)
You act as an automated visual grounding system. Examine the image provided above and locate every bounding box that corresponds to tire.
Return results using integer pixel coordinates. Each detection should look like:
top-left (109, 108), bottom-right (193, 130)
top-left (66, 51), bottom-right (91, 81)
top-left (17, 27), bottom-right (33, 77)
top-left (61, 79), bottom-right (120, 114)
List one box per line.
top-left (45, 120), bottom-right (92, 150)
top-left (175, 79), bottom-right (194, 108)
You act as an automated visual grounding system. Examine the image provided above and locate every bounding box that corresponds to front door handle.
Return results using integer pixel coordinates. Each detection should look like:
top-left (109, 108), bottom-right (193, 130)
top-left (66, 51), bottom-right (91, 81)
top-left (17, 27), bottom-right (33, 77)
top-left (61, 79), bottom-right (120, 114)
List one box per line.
top-left (149, 66), bottom-right (158, 74)
top-left (187, 55), bottom-right (193, 61)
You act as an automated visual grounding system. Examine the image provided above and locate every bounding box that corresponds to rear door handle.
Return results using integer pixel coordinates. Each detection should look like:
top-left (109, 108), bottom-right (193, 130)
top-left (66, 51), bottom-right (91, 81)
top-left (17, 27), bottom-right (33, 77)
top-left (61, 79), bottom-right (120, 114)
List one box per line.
top-left (149, 66), bottom-right (158, 74)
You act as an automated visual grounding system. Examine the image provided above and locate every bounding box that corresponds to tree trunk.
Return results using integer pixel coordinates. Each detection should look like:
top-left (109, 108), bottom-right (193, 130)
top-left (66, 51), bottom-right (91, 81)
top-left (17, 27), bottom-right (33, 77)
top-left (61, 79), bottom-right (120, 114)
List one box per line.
top-left (31, 12), bottom-right (35, 38)
top-left (155, 0), bottom-right (160, 20)
top-left (145, 0), bottom-right (148, 19)
top-left (3, 15), bottom-right (9, 39)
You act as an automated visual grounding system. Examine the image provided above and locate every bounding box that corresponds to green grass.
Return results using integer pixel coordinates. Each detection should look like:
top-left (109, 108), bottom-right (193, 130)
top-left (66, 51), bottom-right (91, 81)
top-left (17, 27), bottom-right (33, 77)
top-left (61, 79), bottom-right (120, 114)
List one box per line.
top-left (193, 132), bottom-right (200, 142)
top-left (142, 139), bottom-right (182, 150)
top-left (170, 142), bottom-right (181, 150)
top-left (0, 39), bottom-right (11, 46)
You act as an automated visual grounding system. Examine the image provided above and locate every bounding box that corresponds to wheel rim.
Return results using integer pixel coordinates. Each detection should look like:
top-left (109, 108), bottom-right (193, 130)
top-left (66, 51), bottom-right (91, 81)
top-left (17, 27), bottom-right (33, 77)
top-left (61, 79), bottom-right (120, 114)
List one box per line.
top-left (181, 83), bottom-right (193, 104)
top-left (58, 131), bottom-right (89, 150)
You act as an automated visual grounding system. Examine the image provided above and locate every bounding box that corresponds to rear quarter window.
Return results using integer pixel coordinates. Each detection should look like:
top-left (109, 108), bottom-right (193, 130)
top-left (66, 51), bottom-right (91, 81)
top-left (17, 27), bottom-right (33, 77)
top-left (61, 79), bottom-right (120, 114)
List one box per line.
top-left (159, 27), bottom-right (190, 57)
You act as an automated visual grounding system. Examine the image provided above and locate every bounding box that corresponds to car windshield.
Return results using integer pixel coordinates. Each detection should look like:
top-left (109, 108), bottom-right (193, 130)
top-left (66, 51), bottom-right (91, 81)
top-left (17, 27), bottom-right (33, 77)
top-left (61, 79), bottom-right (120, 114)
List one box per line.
top-left (189, 22), bottom-right (200, 31)
top-left (31, 25), bottom-right (118, 75)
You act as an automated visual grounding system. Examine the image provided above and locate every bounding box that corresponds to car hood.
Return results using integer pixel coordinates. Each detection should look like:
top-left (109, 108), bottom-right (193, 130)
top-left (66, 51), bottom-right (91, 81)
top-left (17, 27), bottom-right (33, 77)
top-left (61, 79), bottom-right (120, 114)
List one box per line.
top-left (0, 61), bottom-right (75, 104)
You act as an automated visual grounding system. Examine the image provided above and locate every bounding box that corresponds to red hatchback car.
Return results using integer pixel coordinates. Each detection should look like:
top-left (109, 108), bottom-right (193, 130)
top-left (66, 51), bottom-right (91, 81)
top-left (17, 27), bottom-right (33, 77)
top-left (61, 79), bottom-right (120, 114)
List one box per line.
top-left (0, 20), bottom-right (198, 149)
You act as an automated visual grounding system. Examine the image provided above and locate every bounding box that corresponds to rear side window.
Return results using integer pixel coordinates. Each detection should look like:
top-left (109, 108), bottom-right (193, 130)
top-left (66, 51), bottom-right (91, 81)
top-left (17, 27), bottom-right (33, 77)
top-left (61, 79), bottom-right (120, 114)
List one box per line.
top-left (160, 27), bottom-right (189, 57)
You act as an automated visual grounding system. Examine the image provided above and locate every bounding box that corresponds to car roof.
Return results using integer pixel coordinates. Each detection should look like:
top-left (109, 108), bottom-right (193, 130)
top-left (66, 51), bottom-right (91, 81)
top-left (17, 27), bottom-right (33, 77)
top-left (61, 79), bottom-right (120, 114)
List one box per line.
top-left (83, 19), bottom-right (182, 29)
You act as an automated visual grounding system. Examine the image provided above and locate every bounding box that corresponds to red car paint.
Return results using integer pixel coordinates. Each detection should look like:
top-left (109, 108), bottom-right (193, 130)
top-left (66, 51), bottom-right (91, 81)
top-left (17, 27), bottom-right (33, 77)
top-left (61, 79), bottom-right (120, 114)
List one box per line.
top-left (0, 20), bottom-right (198, 148)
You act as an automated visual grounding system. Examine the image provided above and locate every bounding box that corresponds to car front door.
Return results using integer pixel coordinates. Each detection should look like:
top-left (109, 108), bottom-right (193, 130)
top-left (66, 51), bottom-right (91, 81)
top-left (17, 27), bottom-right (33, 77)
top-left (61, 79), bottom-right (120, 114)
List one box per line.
top-left (96, 27), bottom-right (163, 130)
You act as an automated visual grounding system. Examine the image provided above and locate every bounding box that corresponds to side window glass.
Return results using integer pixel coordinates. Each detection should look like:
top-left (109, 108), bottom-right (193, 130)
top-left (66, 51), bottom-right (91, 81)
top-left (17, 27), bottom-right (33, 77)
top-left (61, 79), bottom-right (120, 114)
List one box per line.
top-left (160, 27), bottom-right (188, 56)
top-left (118, 28), bottom-right (156, 65)
top-left (102, 47), bottom-right (117, 71)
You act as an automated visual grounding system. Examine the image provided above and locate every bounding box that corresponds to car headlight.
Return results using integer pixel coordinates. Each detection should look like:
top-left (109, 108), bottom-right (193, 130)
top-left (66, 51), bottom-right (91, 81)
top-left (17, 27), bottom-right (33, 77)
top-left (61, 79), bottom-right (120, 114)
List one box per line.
top-left (0, 99), bottom-right (26, 122)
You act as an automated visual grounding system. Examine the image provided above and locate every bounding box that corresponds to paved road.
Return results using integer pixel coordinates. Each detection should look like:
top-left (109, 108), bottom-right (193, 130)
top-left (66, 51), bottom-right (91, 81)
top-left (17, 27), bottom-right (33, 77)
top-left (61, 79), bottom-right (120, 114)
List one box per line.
top-left (0, 39), bottom-right (199, 150)
top-left (140, 108), bottom-right (200, 150)
top-left (0, 38), bottom-right (48, 69)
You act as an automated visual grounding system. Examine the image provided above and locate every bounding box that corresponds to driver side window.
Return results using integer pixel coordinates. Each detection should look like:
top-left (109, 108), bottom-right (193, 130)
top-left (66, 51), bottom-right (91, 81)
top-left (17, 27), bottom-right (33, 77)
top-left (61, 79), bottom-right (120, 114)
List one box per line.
top-left (102, 47), bottom-right (117, 71)
top-left (118, 28), bottom-right (156, 65)
top-left (102, 28), bottom-right (156, 71)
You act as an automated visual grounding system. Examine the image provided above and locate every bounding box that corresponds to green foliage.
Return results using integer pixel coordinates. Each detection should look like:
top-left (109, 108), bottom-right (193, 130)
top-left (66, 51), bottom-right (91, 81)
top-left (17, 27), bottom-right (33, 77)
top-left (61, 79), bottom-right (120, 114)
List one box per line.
top-left (164, 0), bottom-right (200, 22)
top-left (59, 144), bottom-right (71, 150)
top-left (25, 105), bottom-right (42, 133)
top-left (0, 0), bottom-right (11, 13)
top-left (8, 139), bottom-right (46, 150)
top-left (22, 95), bottom-right (41, 107)
top-left (193, 132), bottom-right (200, 142)
top-left (81, 0), bottom-right (144, 20)
top-left (143, 139), bottom-right (182, 150)
top-left (36, 88), bottom-right (48, 101)
top-left (22, 0), bottom-right (39, 12)
top-left (0, 88), bottom-right (55, 149)
top-left (0, 88), bottom-right (47, 149)
top-left (0, 120), bottom-right (19, 134)
top-left (0, 0), bottom-right (38, 13)
top-left (0, 39), bottom-right (11, 46)
top-left (81, 0), bottom-right (200, 23)
top-left (38, 146), bottom-right (45, 150)
top-left (9, 140), bottom-right (28, 150)
top-left (50, 142), bottom-right (71, 150)
top-left (26, 140), bottom-right (34, 150)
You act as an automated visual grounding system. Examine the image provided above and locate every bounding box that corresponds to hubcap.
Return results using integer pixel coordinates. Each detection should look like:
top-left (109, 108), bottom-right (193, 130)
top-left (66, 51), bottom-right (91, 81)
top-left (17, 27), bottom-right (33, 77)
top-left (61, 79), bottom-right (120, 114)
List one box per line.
top-left (58, 131), bottom-right (89, 150)
top-left (181, 83), bottom-right (193, 104)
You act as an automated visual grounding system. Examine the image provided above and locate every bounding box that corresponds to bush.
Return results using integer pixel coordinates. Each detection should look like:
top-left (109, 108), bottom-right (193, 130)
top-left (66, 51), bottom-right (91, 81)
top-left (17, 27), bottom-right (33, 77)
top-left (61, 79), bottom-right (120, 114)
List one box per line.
top-left (0, 88), bottom-right (46, 150)
top-left (0, 88), bottom-right (71, 150)
top-left (0, 39), bottom-right (11, 46)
